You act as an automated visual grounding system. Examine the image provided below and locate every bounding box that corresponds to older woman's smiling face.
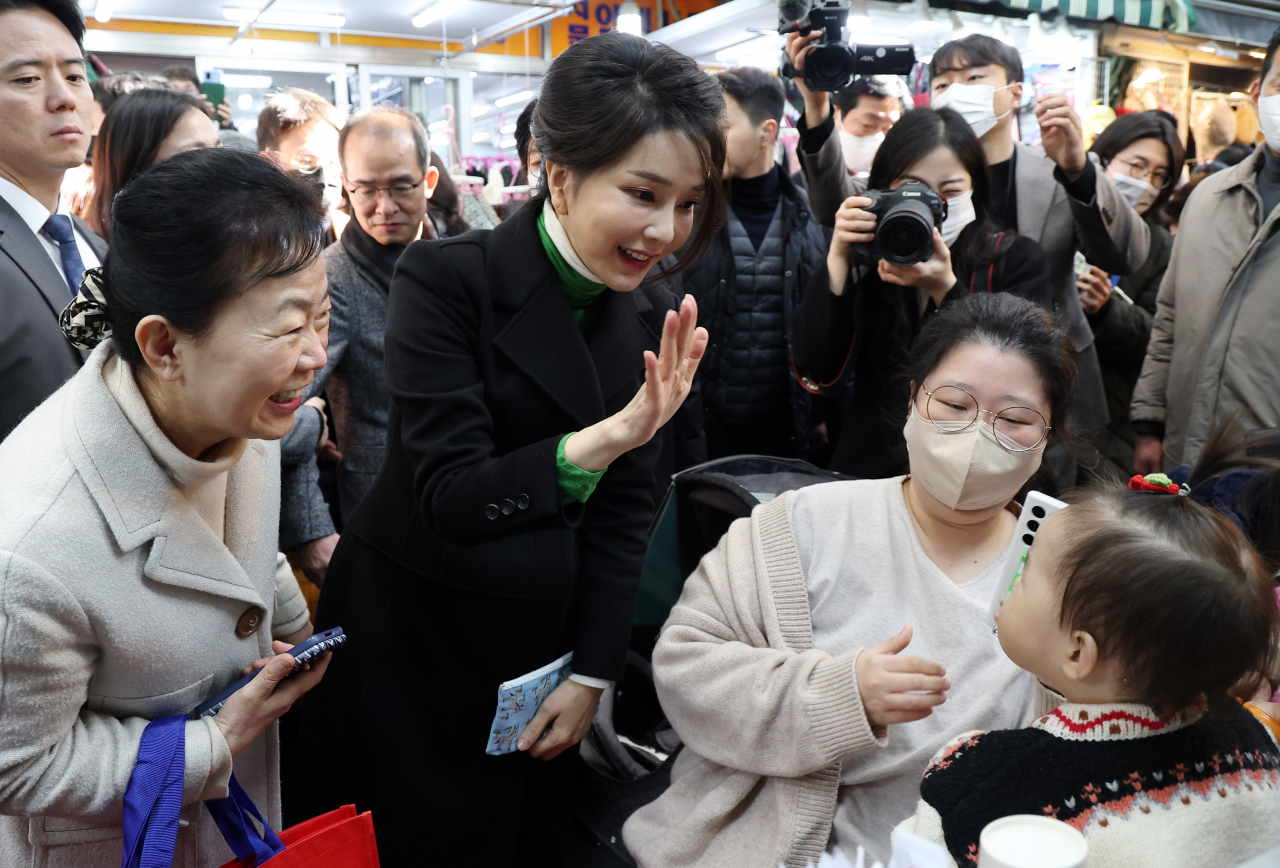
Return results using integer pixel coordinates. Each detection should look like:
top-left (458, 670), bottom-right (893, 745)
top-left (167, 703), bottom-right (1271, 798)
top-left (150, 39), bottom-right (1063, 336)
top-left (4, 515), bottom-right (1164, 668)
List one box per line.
top-left (138, 257), bottom-right (330, 455)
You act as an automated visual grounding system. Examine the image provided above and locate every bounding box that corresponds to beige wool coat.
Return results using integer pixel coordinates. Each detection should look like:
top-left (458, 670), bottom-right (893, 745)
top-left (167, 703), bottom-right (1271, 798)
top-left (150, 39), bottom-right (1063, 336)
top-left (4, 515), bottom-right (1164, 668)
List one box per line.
top-left (0, 342), bottom-right (310, 868)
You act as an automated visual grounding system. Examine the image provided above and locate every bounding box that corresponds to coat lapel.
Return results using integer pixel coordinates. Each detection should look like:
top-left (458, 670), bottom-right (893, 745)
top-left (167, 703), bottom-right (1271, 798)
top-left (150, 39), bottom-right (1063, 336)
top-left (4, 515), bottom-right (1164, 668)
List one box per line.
top-left (64, 346), bottom-right (267, 608)
top-left (1014, 143), bottom-right (1060, 244)
top-left (489, 204), bottom-right (635, 426)
top-left (589, 284), bottom-right (657, 405)
top-left (0, 195), bottom-right (74, 318)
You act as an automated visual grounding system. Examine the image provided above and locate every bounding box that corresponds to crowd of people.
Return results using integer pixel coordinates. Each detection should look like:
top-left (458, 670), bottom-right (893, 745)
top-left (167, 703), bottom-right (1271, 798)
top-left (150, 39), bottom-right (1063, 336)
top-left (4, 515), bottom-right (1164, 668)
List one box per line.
top-left (0, 0), bottom-right (1279, 864)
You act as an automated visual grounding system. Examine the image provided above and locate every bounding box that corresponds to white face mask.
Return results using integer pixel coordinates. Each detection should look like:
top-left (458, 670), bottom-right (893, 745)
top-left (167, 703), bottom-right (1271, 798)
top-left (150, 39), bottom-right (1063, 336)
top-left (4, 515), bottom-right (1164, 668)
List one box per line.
top-left (838, 126), bottom-right (883, 176)
top-left (931, 83), bottom-right (1015, 138)
top-left (939, 190), bottom-right (976, 247)
top-left (903, 403), bottom-right (1044, 511)
top-left (1108, 171), bottom-right (1158, 215)
top-left (1259, 93), bottom-right (1280, 153)
top-left (528, 168), bottom-right (541, 188)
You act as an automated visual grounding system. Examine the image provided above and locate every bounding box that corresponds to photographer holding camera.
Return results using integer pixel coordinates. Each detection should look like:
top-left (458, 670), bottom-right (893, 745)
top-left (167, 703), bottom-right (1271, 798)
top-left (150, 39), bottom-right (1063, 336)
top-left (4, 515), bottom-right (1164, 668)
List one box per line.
top-left (791, 106), bottom-right (1051, 477)
top-left (789, 30), bottom-right (1152, 482)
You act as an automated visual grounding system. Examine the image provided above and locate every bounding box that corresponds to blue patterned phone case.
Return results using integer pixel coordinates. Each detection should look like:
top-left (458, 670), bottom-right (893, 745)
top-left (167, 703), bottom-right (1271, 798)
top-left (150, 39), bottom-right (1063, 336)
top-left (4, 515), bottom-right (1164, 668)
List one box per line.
top-left (485, 652), bottom-right (574, 755)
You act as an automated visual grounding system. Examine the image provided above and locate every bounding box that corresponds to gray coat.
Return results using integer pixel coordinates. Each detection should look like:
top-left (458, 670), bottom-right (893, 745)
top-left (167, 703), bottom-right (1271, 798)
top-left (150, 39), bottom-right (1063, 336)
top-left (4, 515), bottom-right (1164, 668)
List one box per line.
top-left (279, 240), bottom-right (390, 549)
top-left (1131, 147), bottom-right (1280, 465)
top-left (0, 195), bottom-right (106, 441)
top-left (797, 122), bottom-right (1152, 430)
top-left (0, 343), bottom-right (310, 868)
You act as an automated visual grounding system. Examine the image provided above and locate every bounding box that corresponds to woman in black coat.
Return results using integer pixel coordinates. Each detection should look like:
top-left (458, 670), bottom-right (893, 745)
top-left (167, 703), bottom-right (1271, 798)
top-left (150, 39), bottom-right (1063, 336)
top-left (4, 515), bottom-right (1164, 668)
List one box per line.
top-left (792, 107), bottom-right (1053, 478)
top-left (293, 32), bottom-right (725, 866)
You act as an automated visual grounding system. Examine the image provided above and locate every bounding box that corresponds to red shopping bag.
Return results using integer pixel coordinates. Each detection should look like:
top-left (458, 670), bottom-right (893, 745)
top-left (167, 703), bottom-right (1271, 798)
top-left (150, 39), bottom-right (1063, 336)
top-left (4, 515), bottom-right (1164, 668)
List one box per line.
top-left (217, 805), bottom-right (379, 868)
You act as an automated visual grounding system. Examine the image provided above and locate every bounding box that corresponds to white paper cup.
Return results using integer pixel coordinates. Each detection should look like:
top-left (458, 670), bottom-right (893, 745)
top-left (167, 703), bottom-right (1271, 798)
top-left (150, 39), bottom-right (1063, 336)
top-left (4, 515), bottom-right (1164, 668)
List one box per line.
top-left (977, 815), bottom-right (1088, 868)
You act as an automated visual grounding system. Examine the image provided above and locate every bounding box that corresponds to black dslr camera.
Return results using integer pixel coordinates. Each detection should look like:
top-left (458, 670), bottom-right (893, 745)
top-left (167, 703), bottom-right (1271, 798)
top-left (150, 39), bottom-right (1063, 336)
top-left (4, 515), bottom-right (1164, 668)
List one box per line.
top-left (779, 0), bottom-right (916, 92)
top-left (863, 182), bottom-right (948, 267)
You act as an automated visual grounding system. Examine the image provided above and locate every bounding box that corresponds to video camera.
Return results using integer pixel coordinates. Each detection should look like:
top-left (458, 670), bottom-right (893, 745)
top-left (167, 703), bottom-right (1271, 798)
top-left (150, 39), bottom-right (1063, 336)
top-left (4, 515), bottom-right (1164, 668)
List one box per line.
top-left (778, 0), bottom-right (916, 92)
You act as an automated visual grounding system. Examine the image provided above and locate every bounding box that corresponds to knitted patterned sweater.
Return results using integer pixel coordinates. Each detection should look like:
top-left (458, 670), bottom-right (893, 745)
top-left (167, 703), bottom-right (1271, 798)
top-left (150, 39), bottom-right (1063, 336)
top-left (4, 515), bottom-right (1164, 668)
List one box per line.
top-left (898, 699), bottom-right (1280, 867)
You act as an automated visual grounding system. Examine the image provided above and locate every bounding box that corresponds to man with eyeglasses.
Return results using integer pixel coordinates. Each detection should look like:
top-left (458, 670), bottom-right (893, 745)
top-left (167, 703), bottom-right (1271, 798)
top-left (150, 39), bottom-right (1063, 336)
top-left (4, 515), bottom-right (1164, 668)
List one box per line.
top-left (1133, 24), bottom-right (1280, 471)
top-left (278, 105), bottom-right (439, 587)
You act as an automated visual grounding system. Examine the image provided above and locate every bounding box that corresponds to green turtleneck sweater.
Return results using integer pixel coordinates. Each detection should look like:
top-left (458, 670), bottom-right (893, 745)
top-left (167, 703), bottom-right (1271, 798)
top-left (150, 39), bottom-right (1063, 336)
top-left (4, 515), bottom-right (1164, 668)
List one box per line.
top-left (538, 209), bottom-right (608, 504)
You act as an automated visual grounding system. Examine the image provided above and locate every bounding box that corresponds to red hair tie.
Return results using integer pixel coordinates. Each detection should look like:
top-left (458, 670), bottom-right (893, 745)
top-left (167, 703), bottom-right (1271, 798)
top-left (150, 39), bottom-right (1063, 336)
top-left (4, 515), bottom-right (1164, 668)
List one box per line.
top-left (1128, 473), bottom-right (1189, 496)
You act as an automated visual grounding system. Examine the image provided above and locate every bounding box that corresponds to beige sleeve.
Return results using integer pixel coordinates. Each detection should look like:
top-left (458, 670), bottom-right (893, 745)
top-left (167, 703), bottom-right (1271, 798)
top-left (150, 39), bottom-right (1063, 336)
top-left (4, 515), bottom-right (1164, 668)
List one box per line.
top-left (651, 518), bottom-right (885, 779)
top-left (271, 552), bottom-right (311, 639)
top-left (184, 716), bottom-right (232, 802)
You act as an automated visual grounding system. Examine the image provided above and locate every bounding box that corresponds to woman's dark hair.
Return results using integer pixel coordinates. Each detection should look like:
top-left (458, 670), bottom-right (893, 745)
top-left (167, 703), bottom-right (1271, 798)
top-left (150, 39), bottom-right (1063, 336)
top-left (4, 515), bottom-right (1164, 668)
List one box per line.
top-left (89, 87), bottom-right (212, 238)
top-left (1089, 110), bottom-right (1185, 225)
top-left (426, 151), bottom-right (470, 238)
top-left (102, 148), bottom-right (326, 368)
top-left (902, 293), bottom-right (1079, 455)
top-left (1056, 421), bottom-right (1280, 713)
top-left (531, 30), bottom-right (726, 279)
top-left (868, 106), bottom-right (1001, 285)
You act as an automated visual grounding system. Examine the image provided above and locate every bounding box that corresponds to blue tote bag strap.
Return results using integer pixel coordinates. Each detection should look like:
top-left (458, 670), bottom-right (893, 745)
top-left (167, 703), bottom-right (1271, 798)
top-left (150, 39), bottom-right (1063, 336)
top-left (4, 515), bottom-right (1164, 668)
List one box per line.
top-left (121, 715), bottom-right (285, 868)
top-left (205, 774), bottom-right (285, 863)
top-left (121, 715), bottom-right (186, 868)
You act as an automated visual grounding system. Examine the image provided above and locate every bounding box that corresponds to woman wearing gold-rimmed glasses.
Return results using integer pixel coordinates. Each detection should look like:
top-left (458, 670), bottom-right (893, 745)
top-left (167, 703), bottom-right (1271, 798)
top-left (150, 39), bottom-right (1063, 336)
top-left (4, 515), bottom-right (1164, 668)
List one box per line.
top-left (625, 294), bottom-right (1079, 867)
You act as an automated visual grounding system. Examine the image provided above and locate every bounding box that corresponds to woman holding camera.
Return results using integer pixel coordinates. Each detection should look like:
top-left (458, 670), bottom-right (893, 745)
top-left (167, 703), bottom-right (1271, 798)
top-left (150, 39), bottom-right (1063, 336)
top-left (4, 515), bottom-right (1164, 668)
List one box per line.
top-left (792, 107), bottom-right (1052, 478)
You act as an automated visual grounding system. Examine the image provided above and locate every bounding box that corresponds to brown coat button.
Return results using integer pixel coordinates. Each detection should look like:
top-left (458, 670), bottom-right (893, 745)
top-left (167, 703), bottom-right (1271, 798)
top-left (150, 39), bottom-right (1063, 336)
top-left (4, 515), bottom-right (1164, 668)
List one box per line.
top-left (236, 607), bottom-right (265, 638)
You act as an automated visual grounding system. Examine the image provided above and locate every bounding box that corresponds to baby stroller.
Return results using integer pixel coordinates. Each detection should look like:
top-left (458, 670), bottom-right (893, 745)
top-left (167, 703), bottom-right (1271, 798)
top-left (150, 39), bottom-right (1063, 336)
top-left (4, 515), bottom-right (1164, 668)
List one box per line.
top-left (572, 455), bottom-right (847, 866)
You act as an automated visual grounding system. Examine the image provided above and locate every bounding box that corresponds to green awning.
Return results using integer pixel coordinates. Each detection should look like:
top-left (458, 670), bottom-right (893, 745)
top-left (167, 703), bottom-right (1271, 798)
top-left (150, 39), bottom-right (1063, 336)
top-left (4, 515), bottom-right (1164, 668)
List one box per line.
top-left (996, 0), bottom-right (1198, 31)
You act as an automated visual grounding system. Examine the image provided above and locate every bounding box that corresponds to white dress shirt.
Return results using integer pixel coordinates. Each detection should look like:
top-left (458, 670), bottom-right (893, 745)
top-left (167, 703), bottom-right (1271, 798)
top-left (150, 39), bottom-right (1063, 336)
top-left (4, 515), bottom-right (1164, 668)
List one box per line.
top-left (0, 174), bottom-right (102, 279)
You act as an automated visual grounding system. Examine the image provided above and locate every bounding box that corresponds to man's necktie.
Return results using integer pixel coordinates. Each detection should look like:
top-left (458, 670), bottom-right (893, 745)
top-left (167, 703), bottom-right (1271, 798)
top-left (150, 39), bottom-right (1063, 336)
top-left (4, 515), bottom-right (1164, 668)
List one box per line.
top-left (41, 214), bottom-right (86, 296)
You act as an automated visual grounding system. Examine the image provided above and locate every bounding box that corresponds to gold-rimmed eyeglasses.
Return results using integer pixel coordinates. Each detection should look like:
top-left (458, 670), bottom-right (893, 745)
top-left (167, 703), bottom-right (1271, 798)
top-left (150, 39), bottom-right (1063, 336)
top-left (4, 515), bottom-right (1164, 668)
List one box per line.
top-left (343, 178), bottom-right (426, 206)
top-left (917, 384), bottom-right (1051, 453)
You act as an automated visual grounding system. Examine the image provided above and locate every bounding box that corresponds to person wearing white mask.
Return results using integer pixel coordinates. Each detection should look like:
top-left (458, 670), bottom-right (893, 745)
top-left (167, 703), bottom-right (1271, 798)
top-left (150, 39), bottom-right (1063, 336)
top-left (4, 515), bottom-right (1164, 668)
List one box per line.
top-left (788, 107), bottom-right (1052, 478)
top-left (832, 76), bottom-right (907, 176)
top-left (1132, 24), bottom-right (1280, 473)
top-left (1070, 112), bottom-right (1182, 476)
top-left (787, 32), bottom-right (1153, 487)
top-left (624, 293), bottom-right (1073, 868)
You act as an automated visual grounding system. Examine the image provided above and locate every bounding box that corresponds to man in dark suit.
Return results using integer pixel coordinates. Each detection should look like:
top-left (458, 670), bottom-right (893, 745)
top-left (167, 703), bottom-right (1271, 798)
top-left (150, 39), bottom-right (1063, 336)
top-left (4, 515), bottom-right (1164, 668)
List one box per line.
top-left (0, 0), bottom-right (106, 441)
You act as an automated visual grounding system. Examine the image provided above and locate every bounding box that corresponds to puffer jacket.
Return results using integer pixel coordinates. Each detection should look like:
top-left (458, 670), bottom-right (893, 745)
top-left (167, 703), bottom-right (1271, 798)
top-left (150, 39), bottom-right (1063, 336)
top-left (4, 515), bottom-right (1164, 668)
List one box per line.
top-left (682, 168), bottom-right (830, 459)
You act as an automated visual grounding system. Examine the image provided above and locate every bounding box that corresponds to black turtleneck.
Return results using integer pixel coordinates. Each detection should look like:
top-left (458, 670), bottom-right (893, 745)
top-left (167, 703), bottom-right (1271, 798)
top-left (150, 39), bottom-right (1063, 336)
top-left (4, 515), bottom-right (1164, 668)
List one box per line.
top-left (1258, 147), bottom-right (1280, 219)
top-left (730, 163), bottom-right (782, 250)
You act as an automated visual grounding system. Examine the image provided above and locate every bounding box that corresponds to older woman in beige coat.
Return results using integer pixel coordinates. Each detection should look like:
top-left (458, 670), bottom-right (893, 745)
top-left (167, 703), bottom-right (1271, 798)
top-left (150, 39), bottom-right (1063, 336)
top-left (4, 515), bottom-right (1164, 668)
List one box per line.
top-left (0, 148), bottom-right (333, 868)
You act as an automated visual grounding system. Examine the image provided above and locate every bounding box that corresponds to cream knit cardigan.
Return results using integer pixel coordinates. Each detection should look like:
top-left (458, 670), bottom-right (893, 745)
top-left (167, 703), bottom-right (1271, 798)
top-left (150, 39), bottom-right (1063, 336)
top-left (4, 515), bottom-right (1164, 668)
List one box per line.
top-left (623, 493), bottom-right (886, 868)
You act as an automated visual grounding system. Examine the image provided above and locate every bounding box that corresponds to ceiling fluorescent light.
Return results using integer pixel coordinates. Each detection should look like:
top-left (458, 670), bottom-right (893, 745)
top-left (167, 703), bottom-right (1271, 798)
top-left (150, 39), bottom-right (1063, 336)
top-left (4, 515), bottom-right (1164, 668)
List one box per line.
top-left (471, 103), bottom-right (490, 117)
top-left (908, 0), bottom-right (942, 34)
top-left (500, 122), bottom-right (516, 134)
top-left (428, 120), bottom-right (449, 131)
top-left (221, 73), bottom-right (274, 88)
top-left (412, 0), bottom-right (465, 28)
top-left (223, 8), bottom-right (346, 27)
top-left (93, 0), bottom-right (113, 23)
top-left (473, 131), bottom-right (491, 143)
top-left (494, 89), bottom-right (534, 108)
top-left (850, 0), bottom-right (871, 25)
top-left (616, 0), bottom-right (642, 35)
top-left (500, 137), bottom-right (517, 148)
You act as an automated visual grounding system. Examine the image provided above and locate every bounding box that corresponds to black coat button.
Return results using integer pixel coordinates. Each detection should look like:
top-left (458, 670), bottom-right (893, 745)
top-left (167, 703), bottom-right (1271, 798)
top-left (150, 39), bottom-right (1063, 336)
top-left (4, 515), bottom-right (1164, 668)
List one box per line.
top-left (501, 499), bottom-right (516, 515)
top-left (484, 504), bottom-right (500, 520)
top-left (236, 607), bottom-right (265, 638)
top-left (516, 494), bottom-right (530, 510)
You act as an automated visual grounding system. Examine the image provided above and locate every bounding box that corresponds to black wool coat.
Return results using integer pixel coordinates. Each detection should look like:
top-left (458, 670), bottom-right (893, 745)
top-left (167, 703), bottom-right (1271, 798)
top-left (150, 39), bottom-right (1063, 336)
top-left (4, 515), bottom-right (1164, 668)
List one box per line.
top-left (293, 203), bottom-right (683, 864)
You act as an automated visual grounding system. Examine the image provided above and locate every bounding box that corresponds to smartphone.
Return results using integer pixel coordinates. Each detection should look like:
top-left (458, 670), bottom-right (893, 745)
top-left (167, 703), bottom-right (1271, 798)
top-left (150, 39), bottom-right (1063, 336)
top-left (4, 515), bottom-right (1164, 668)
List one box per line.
top-left (192, 626), bottom-right (347, 717)
top-left (201, 69), bottom-right (225, 107)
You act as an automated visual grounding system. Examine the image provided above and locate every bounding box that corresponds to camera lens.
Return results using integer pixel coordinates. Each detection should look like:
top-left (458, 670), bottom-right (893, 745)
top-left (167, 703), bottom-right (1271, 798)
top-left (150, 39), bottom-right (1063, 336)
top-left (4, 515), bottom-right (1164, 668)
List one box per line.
top-left (877, 200), bottom-right (936, 267)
